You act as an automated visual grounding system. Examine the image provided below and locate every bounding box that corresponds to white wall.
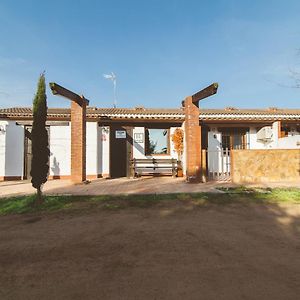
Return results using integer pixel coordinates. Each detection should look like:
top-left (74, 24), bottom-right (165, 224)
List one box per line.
top-left (277, 136), bottom-right (300, 149)
top-left (207, 130), bottom-right (222, 151)
top-left (181, 122), bottom-right (186, 175)
top-left (132, 127), bottom-right (145, 159)
top-left (86, 122), bottom-right (98, 176)
top-left (48, 122), bottom-right (112, 178)
top-left (98, 126), bottom-right (110, 176)
top-left (249, 123), bottom-right (300, 150)
top-left (49, 125), bottom-right (71, 176)
top-left (249, 127), bottom-right (261, 149)
top-left (49, 122), bottom-right (109, 178)
top-left (207, 130), bottom-right (224, 174)
top-left (5, 121), bottom-right (24, 177)
top-left (0, 121), bottom-right (7, 177)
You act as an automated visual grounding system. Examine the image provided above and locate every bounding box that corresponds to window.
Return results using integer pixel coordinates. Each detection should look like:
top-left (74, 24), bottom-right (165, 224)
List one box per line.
top-left (145, 128), bottom-right (169, 155)
top-left (281, 125), bottom-right (290, 137)
top-left (221, 133), bottom-right (231, 150)
top-left (219, 128), bottom-right (249, 151)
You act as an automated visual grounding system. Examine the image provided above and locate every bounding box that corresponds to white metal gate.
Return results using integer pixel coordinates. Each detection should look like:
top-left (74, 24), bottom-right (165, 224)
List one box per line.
top-left (207, 148), bottom-right (231, 181)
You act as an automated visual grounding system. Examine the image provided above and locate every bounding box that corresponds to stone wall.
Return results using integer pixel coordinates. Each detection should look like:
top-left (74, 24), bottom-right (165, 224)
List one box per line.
top-left (231, 149), bottom-right (300, 183)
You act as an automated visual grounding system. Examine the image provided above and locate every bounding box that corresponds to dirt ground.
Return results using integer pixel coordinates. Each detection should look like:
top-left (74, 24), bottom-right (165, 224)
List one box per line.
top-left (1, 201), bottom-right (300, 300)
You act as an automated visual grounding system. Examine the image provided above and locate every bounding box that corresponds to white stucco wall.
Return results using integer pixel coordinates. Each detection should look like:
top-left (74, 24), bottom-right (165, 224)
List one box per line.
top-left (98, 126), bottom-right (110, 176)
top-left (207, 130), bottom-right (222, 151)
top-left (207, 130), bottom-right (224, 174)
top-left (132, 127), bottom-right (145, 159)
top-left (86, 122), bottom-right (98, 176)
top-left (0, 121), bottom-right (7, 177)
top-left (249, 127), bottom-right (262, 149)
top-left (5, 121), bottom-right (24, 177)
top-left (249, 123), bottom-right (300, 150)
top-left (277, 136), bottom-right (300, 149)
top-left (49, 122), bottom-right (109, 178)
top-left (181, 122), bottom-right (186, 175)
top-left (49, 123), bottom-right (112, 178)
top-left (49, 125), bottom-right (71, 176)
top-left (248, 125), bottom-right (276, 149)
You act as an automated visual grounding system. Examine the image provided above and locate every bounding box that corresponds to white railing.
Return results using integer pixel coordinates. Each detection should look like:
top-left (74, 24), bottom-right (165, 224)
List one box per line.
top-left (207, 148), bottom-right (231, 181)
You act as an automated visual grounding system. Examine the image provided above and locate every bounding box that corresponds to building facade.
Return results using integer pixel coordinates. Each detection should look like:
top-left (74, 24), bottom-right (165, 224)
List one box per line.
top-left (0, 106), bottom-right (299, 181)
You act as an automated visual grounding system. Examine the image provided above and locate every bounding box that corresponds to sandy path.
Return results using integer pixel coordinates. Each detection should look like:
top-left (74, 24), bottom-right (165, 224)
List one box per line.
top-left (1, 202), bottom-right (300, 300)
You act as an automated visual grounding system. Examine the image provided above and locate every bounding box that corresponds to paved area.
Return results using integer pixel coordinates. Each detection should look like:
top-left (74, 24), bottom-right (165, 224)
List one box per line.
top-left (0, 177), bottom-right (299, 198)
top-left (0, 177), bottom-right (231, 198)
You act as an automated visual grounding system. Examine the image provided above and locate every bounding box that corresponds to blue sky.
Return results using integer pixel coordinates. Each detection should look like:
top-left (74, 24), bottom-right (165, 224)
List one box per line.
top-left (0, 0), bottom-right (299, 109)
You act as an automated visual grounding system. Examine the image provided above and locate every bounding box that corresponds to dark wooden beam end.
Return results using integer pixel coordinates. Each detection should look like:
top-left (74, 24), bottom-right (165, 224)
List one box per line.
top-left (192, 82), bottom-right (218, 103)
top-left (49, 82), bottom-right (89, 106)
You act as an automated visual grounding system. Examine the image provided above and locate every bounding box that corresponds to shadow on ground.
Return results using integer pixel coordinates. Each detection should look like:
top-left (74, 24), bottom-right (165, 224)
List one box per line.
top-left (0, 193), bottom-right (300, 300)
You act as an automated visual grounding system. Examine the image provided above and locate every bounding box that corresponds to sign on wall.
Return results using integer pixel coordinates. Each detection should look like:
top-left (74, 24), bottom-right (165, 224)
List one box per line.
top-left (134, 133), bottom-right (144, 143)
top-left (115, 130), bottom-right (126, 139)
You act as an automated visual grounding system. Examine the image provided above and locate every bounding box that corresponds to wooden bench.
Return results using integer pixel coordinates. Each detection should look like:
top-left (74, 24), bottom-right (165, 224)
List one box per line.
top-left (131, 158), bottom-right (178, 178)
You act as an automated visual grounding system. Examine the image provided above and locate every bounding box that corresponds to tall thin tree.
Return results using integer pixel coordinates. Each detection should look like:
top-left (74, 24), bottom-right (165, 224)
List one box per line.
top-left (30, 73), bottom-right (49, 204)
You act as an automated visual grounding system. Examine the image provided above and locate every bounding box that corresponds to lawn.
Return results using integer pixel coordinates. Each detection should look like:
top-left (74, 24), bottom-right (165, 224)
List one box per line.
top-left (0, 187), bottom-right (300, 215)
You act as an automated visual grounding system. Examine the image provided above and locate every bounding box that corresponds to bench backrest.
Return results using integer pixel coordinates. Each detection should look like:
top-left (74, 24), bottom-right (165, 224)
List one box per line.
top-left (132, 158), bottom-right (177, 163)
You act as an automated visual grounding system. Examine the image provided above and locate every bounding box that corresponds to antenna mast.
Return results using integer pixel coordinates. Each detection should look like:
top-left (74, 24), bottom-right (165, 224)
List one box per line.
top-left (103, 72), bottom-right (117, 108)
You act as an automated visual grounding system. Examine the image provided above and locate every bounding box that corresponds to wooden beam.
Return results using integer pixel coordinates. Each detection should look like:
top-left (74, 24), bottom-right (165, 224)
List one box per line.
top-left (192, 82), bottom-right (218, 103)
top-left (181, 82), bottom-right (218, 107)
top-left (49, 82), bottom-right (89, 106)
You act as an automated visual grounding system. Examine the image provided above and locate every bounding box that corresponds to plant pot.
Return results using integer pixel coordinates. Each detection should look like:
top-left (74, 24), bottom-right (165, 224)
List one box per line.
top-left (177, 168), bottom-right (183, 177)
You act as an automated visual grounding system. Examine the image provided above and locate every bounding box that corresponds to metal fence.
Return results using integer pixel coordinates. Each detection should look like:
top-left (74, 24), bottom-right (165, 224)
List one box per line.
top-left (207, 148), bottom-right (231, 181)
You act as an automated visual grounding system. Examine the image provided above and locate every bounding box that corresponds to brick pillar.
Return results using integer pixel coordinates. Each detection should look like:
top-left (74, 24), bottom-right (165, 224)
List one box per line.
top-left (71, 100), bottom-right (86, 183)
top-left (184, 96), bottom-right (202, 182)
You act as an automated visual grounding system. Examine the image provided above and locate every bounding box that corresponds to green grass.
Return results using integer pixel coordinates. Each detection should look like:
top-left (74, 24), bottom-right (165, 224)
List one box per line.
top-left (0, 187), bottom-right (299, 216)
top-left (217, 186), bottom-right (300, 203)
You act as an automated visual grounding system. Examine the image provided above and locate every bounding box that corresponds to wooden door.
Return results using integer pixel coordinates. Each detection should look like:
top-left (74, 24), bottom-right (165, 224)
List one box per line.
top-left (24, 126), bottom-right (32, 180)
top-left (110, 126), bottom-right (133, 178)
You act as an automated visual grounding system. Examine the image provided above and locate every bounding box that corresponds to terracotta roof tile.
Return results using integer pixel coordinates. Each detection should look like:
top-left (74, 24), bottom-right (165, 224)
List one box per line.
top-left (1, 106), bottom-right (300, 121)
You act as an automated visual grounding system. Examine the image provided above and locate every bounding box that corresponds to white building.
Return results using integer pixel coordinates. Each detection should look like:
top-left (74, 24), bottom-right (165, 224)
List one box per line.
top-left (0, 106), bottom-right (299, 181)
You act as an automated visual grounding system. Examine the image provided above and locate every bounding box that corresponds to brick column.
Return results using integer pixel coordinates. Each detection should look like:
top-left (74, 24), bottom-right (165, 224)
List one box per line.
top-left (184, 96), bottom-right (202, 182)
top-left (71, 99), bottom-right (86, 183)
top-left (49, 83), bottom-right (89, 184)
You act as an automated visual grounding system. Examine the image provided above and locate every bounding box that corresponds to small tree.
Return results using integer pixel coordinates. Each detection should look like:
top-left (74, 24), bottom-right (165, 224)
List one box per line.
top-left (30, 73), bottom-right (49, 204)
top-left (171, 128), bottom-right (184, 176)
top-left (171, 128), bottom-right (184, 160)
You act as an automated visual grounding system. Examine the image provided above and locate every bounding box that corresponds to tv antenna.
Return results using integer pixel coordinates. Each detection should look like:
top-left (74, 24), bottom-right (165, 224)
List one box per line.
top-left (103, 72), bottom-right (117, 108)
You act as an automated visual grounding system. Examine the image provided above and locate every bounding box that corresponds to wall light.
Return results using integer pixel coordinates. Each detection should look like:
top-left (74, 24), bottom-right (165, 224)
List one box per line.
top-left (0, 125), bottom-right (6, 134)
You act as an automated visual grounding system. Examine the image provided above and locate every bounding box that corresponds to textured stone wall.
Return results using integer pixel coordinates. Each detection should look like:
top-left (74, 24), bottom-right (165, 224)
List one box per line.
top-left (232, 149), bottom-right (300, 183)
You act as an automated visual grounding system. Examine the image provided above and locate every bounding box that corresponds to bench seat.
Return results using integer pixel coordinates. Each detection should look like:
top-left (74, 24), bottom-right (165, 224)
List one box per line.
top-left (131, 158), bottom-right (178, 177)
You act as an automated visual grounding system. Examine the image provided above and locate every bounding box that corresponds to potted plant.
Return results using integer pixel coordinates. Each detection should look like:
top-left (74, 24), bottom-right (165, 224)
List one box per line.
top-left (171, 128), bottom-right (184, 177)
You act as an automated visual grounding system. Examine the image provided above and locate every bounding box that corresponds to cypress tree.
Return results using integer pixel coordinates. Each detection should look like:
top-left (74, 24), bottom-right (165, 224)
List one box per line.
top-left (30, 73), bottom-right (49, 204)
